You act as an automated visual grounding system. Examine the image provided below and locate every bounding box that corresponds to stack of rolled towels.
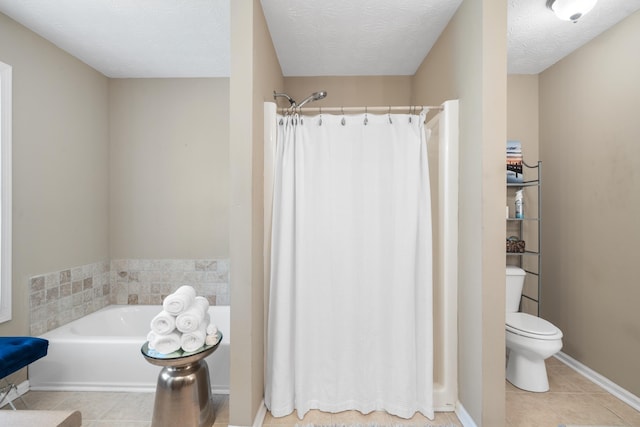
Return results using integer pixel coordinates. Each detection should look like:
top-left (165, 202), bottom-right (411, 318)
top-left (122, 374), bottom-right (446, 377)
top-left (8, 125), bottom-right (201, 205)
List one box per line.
top-left (147, 285), bottom-right (220, 355)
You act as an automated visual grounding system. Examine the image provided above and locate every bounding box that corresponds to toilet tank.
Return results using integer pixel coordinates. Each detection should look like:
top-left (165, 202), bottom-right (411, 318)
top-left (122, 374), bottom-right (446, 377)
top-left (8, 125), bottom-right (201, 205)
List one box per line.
top-left (506, 266), bottom-right (527, 313)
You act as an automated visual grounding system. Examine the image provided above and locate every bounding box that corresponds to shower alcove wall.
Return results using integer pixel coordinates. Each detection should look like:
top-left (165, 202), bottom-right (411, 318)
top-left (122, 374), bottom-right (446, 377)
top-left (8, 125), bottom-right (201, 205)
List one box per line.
top-left (262, 100), bottom-right (459, 412)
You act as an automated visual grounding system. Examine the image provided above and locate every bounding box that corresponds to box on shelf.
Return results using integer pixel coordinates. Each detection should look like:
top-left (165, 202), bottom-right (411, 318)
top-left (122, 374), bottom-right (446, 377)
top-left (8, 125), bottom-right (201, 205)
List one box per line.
top-left (506, 236), bottom-right (525, 253)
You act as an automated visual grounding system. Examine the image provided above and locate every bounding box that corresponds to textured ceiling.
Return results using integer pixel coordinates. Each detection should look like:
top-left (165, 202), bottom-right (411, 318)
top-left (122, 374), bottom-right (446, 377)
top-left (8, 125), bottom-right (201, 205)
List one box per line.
top-left (261, 0), bottom-right (462, 76)
top-left (508, 0), bottom-right (640, 74)
top-left (0, 0), bottom-right (639, 78)
top-left (0, 0), bottom-right (230, 78)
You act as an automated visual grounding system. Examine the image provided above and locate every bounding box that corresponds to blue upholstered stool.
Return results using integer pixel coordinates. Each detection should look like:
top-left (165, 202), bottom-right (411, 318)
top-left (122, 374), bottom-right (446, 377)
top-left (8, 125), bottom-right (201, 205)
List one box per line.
top-left (0, 337), bottom-right (48, 409)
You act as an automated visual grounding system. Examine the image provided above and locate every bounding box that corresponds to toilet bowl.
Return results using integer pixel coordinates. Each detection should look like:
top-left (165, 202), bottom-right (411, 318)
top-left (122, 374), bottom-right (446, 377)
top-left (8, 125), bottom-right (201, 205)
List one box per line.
top-left (506, 312), bottom-right (563, 392)
top-left (505, 267), bottom-right (563, 392)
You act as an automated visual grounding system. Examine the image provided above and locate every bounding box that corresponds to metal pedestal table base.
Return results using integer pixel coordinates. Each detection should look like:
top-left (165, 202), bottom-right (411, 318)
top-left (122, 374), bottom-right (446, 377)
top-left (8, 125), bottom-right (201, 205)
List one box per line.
top-left (152, 360), bottom-right (214, 427)
top-left (142, 340), bottom-right (221, 427)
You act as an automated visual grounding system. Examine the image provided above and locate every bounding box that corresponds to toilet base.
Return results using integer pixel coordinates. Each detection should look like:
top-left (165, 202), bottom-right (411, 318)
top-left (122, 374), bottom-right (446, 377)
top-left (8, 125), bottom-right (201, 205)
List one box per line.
top-left (506, 350), bottom-right (549, 392)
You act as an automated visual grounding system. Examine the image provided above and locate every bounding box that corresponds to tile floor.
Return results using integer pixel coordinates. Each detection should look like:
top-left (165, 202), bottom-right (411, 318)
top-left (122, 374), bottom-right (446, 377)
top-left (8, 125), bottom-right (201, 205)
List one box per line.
top-left (2, 391), bottom-right (228, 427)
top-left (3, 357), bottom-right (640, 426)
top-left (506, 357), bottom-right (640, 426)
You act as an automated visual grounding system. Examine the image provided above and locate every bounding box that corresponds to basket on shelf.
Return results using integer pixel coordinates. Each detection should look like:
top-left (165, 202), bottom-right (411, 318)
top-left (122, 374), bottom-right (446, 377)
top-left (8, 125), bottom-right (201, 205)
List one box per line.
top-left (506, 236), bottom-right (525, 253)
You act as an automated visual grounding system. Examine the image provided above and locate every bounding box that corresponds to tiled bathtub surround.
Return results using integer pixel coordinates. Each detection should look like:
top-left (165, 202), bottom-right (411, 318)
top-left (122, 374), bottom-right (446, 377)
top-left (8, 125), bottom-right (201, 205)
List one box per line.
top-left (28, 258), bottom-right (230, 336)
top-left (29, 261), bottom-right (111, 335)
top-left (110, 259), bottom-right (230, 307)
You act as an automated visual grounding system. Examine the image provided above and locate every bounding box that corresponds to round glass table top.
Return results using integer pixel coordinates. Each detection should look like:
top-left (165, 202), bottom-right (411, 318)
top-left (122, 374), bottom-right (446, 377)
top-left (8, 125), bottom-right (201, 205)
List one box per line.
top-left (141, 332), bottom-right (223, 367)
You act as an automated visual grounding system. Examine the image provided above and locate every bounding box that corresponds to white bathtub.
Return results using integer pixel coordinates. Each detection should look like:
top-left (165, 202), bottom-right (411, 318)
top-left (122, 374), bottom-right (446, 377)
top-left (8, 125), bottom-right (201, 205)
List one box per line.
top-left (29, 305), bottom-right (230, 393)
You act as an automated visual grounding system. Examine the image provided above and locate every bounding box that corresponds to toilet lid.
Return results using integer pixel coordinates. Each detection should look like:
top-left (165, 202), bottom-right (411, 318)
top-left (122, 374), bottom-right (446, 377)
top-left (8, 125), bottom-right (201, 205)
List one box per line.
top-left (506, 312), bottom-right (562, 339)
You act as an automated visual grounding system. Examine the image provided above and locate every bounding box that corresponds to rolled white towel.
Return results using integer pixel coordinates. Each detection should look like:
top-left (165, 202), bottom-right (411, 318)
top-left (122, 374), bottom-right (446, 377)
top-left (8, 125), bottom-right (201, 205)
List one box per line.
top-left (180, 323), bottom-right (206, 353)
top-left (195, 295), bottom-right (209, 310)
top-left (205, 333), bottom-right (220, 346)
top-left (150, 310), bottom-right (176, 335)
top-left (147, 331), bottom-right (158, 350)
top-left (154, 332), bottom-right (182, 354)
top-left (176, 296), bottom-right (209, 333)
top-left (206, 322), bottom-right (218, 336)
top-left (162, 285), bottom-right (197, 316)
top-left (202, 313), bottom-right (210, 334)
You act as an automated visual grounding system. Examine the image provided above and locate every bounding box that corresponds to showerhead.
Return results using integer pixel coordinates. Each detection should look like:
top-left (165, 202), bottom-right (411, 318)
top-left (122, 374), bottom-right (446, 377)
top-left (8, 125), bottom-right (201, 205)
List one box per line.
top-left (296, 90), bottom-right (328, 108)
top-left (273, 91), bottom-right (297, 107)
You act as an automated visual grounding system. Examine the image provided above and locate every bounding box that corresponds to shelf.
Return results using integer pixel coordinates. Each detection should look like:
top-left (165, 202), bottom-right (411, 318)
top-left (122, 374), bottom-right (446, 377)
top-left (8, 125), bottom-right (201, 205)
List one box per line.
top-left (506, 159), bottom-right (541, 317)
top-left (507, 180), bottom-right (539, 187)
top-left (506, 250), bottom-right (539, 256)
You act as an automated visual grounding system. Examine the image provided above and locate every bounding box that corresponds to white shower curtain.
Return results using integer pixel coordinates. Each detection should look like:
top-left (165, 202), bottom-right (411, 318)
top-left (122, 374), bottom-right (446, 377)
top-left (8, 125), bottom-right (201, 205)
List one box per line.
top-left (265, 111), bottom-right (433, 420)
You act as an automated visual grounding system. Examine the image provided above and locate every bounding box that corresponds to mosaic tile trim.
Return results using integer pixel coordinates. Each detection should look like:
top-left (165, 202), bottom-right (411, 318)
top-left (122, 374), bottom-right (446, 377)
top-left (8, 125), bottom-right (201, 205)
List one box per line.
top-left (110, 259), bottom-right (230, 307)
top-left (28, 258), bottom-right (230, 335)
top-left (29, 261), bottom-right (110, 335)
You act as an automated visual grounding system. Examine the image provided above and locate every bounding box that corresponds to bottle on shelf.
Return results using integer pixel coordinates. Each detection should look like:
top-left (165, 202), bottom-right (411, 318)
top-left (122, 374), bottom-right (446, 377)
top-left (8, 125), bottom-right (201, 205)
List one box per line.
top-left (515, 189), bottom-right (523, 219)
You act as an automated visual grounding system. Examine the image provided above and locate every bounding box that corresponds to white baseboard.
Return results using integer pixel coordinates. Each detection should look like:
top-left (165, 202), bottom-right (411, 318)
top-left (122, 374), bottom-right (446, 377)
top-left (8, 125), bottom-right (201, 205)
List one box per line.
top-left (555, 351), bottom-right (640, 412)
top-left (253, 399), bottom-right (267, 427)
top-left (455, 401), bottom-right (478, 427)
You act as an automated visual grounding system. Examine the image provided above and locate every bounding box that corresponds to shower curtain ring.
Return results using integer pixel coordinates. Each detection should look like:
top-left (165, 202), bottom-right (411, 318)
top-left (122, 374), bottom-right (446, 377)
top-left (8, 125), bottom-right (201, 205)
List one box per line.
top-left (319, 107), bottom-right (322, 126)
top-left (388, 106), bottom-right (392, 124)
top-left (341, 107), bottom-right (346, 126)
top-left (364, 106), bottom-right (368, 125)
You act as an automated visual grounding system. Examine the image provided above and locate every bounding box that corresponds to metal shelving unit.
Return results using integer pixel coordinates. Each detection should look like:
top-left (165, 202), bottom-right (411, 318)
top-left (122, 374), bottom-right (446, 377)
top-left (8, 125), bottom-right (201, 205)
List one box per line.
top-left (507, 160), bottom-right (541, 316)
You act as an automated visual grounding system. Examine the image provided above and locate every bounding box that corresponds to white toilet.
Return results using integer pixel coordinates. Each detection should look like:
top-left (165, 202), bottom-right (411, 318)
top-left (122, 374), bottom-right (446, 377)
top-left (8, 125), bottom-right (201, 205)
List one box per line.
top-left (505, 266), bottom-right (563, 392)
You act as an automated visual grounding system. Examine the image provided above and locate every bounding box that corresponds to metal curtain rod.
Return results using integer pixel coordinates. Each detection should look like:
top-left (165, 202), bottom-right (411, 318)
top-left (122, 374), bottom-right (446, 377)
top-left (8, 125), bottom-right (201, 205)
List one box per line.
top-left (277, 105), bottom-right (443, 114)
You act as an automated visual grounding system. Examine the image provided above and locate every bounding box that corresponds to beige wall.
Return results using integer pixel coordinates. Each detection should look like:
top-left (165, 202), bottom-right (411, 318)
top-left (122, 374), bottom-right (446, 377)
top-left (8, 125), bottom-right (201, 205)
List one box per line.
top-left (539, 11), bottom-right (640, 396)
top-left (283, 76), bottom-right (412, 108)
top-left (251, 1), bottom-right (285, 423)
top-left (109, 78), bottom-right (229, 259)
top-left (412, 28), bottom-right (455, 107)
top-left (229, 0), bottom-right (284, 424)
top-left (507, 75), bottom-right (539, 156)
top-left (0, 12), bottom-right (109, 384)
top-left (413, 0), bottom-right (507, 425)
top-left (507, 75), bottom-right (540, 315)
